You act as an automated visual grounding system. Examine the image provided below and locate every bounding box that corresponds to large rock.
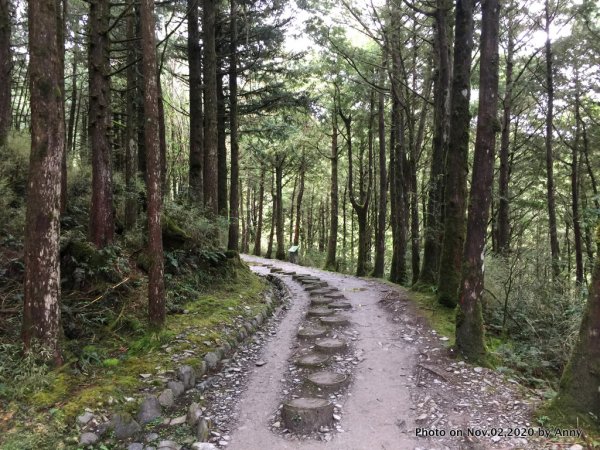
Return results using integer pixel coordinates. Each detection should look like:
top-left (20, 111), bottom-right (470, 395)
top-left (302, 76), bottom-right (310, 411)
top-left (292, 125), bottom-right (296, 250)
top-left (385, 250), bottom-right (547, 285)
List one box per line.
top-left (137, 396), bottom-right (162, 424)
top-left (195, 418), bottom-right (210, 441)
top-left (127, 444), bottom-right (144, 450)
top-left (167, 380), bottom-right (185, 398)
top-left (191, 443), bottom-right (218, 450)
top-left (204, 352), bottom-right (220, 370)
top-left (177, 365), bottom-right (196, 389)
top-left (77, 412), bottom-right (95, 425)
top-left (187, 402), bottom-right (203, 426)
top-left (79, 432), bottom-right (99, 446)
top-left (111, 413), bottom-right (141, 440)
top-left (158, 389), bottom-right (175, 408)
top-left (157, 440), bottom-right (181, 450)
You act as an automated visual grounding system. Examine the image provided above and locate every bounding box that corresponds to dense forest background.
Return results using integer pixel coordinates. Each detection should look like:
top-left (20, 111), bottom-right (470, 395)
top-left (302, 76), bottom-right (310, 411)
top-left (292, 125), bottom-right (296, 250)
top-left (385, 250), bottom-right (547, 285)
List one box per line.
top-left (1, 0), bottom-right (600, 446)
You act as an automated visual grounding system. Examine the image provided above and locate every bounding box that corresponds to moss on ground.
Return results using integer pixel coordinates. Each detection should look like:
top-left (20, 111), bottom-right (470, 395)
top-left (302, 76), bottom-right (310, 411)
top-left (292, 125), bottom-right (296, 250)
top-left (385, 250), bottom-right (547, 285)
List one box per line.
top-left (0, 264), bottom-right (268, 448)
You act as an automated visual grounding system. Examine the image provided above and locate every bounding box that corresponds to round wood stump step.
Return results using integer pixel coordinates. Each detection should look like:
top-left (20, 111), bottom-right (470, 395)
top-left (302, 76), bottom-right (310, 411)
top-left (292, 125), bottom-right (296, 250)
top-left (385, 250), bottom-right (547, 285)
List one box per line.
top-left (309, 288), bottom-right (338, 297)
top-left (320, 315), bottom-right (350, 327)
top-left (314, 338), bottom-right (347, 354)
top-left (297, 325), bottom-right (328, 340)
top-left (295, 352), bottom-right (330, 367)
top-left (307, 307), bottom-right (334, 317)
top-left (306, 371), bottom-right (349, 391)
top-left (304, 282), bottom-right (329, 291)
top-left (270, 267), bottom-right (283, 273)
top-left (281, 397), bottom-right (334, 433)
top-left (310, 297), bottom-right (334, 306)
top-left (282, 271), bottom-right (296, 275)
top-left (328, 301), bottom-right (352, 310)
top-left (324, 292), bottom-right (345, 300)
top-left (292, 274), bottom-right (311, 280)
top-left (298, 276), bottom-right (320, 282)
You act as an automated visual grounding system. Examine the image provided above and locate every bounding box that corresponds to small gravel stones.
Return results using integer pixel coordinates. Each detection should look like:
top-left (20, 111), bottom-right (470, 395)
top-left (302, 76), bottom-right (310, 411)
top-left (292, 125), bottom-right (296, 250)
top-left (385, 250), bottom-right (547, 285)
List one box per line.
top-left (177, 365), bottom-right (196, 389)
top-left (158, 389), bottom-right (174, 408)
top-left (79, 432), bottom-right (99, 446)
top-left (137, 396), bottom-right (162, 425)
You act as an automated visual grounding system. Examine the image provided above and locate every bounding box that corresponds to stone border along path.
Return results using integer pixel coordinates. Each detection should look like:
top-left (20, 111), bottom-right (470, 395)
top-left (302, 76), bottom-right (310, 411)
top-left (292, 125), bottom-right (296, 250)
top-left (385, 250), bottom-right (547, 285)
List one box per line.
top-left (226, 256), bottom-right (420, 450)
top-left (76, 275), bottom-right (289, 450)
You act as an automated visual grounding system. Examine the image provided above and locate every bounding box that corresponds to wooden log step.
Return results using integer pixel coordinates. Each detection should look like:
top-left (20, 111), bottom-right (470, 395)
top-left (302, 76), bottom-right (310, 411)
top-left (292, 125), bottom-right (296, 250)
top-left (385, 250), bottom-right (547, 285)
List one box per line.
top-left (327, 301), bottom-right (352, 310)
top-left (304, 282), bottom-right (329, 291)
top-left (281, 397), bottom-right (334, 433)
top-left (314, 338), bottom-right (347, 354)
top-left (295, 352), bottom-right (330, 368)
top-left (310, 297), bottom-right (334, 306)
top-left (319, 315), bottom-right (350, 327)
top-left (270, 267), bottom-right (283, 273)
top-left (306, 371), bottom-right (349, 392)
top-left (281, 271), bottom-right (296, 275)
top-left (307, 307), bottom-right (334, 317)
top-left (297, 325), bottom-right (328, 340)
top-left (323, 292), bottom-right (345, 300)
top-left (309, 288), bottom-right (338, 297)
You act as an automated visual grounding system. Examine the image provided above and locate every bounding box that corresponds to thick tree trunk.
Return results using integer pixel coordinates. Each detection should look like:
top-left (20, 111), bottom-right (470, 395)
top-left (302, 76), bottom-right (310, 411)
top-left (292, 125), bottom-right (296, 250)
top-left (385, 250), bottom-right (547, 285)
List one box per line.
top-left (437, 0), bottom-right (475, 307)
top-left (202, 0), bottom-right (218, 214)
top-left (57, 0), bottom-right (67, 214)
top-left (217, 69), bottom-right (228, 215)
top-left (544, 0), bottom-right (561, 279)
top-left (124, 12), bottom-right (138, 229)
top-left (187, 0), bottom-right (203, 201)
top-left (275, 157), bottom-right (286, 260)
top-left (66, 47), bottom-right (78, 162)
top-left (419, 0), bottom-right (451, 287)
top-left (324, 114), bottom-right (339, 269)
top-left (0, 0), bottom-right (10, 146)
top-left (140, 0), bottom-right (165, 327)
top-left (572, 80), bottom-right (584, 284)
top-left (157, 73), bottom-right (167, 195)
top-left (253, 168), bottom-right (265, 256)
top-left (266, 171), bottom-right (275, 258)
top-left (372, 73), bottom-right (387, 278)
top-left (289, 174), bottom-right (297, 245)
top-left (23, 0), bottom-right (64, 365)
top-left (89, 0), bottom-right (114, 248)
top-left (497, 21), bottom-right (515, 255)
top-left (456, 0), bottom-right (500, 361)
top-left (227, 0), bottom-right (240, 251)
top-left (294, 165), bottom-right (305, 246)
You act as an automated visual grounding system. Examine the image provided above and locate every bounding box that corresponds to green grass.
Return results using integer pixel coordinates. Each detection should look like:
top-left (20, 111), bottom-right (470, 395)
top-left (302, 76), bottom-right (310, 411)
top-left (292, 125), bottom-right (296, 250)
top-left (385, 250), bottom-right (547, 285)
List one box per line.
top-left (0, 264), bottom-right (268, 448)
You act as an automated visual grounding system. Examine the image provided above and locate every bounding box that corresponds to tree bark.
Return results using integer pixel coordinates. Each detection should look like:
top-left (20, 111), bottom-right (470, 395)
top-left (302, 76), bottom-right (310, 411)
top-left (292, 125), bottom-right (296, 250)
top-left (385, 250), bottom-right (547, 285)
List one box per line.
top-left (253, 168), bottom-right (265, 256)
top-left (140, 0), bottom-right (166, 327)
top-left (266, 171), bottom-right (275, 258)
top-left (0, 0), bottom-right (10, 146)
top-left (202, 0), bottom-right (218, 214)
top-left (455, 0), bottom-right (500, 361)
top-left (294, 162), bottom-right (305, 246)
top-left (372, 69), bottom-right (387, 278)
top-left (437, 0), bottom-right (475, 307)
top-left (217, 67), bottom-right (228, 215)
top-left (572, 76), bottom-right (584, 284)
top-left (22, 0), bottom-right (64, 365)
top-left (275, 156), bottom-right (286, 260)
top-left (124, 11), bottom-right (138, 229)
top-left (88, 0), bottom-right (114, 248)
top-left (544, 0), bottom-right (561, 279)
top-left (418, 0), bottom-right (451, 287)
top-left (324, 111), bottom-right (339, 270)
top-left (187, 0), bottom-right (203, 202)
top-left (227, 0), bottom-right (240, 251)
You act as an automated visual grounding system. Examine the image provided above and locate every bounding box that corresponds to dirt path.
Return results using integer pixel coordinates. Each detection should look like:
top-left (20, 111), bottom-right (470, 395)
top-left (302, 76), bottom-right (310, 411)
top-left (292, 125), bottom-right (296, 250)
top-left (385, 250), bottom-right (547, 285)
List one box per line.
top-left (227, 255), bottom-right (420, 450)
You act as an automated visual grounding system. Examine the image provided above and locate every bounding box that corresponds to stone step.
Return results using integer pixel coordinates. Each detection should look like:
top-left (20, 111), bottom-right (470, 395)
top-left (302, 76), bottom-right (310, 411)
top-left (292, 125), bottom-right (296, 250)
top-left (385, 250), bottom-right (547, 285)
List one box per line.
top-left (281, 271), bottom-right (296, 275)
top-left (270, 267), bottom-right (283, 273)
top-left (292, 274), bottom-right (314, 280)
top-left (304, 282), bottom-right (329, 291)
top-left (297, 325), bottom-right (328, 340)
top-left (295, 352), bottom-right (330, 368)
top-left (319, 315), bottom-right (351, 327)
top-left (306, 371), bottom-right (349, 392)
top-left (309, 288), bottom-right (338, 297)
top-left (323, 292), bottom-right (345, 300)
top-left (281, 397), bottom-right (334, 433)
top-left (307, 307), bottom-right (334, 317)
top-left (327, 301), bottom-right (352, 310)
top-left (314, 338), bottom-right (347, 354)
top-left (310, 297), bottom-right (334, 306)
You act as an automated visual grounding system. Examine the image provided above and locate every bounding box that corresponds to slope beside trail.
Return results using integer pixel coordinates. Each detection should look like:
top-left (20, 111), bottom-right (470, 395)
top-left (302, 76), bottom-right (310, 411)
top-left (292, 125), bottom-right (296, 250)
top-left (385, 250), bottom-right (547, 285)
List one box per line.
top-left (221, 255), bottom-right (545, 450)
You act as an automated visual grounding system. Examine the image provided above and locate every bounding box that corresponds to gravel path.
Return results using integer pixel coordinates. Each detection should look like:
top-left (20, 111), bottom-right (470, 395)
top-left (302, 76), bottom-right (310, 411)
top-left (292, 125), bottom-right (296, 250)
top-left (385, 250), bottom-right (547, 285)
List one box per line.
top-left (227, 255), bottom-right (420, 450)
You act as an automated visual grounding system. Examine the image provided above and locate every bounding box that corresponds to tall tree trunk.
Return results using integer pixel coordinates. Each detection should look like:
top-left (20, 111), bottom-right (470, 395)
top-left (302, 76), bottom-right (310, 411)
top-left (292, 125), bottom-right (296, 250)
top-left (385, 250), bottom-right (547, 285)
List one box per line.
top-left (572, 76), bottom-right (584, 284)
top-left (372, 69), bottom-right (387, 278)
top-left (289, 174), bottom-right (297, 245)
top-left (227, 0), bottom-right (240, 251)
top-left (244, 182), bottom-right (251, 253)
top-left (325, 113), bottom-right (339, 269)
top-left (202, 0), bottom-right (218, 214)
top-left (140, 0), bottom-right (165, 327)
top-left (294, 163), bottom-right (305, 246)
top-left (23, 0), bottom-right (64, 365)
top-left (57, 0), bottom-right (67, 214)
top-left (554, 222), bottom-right (600, 421)
top-left (187, 0), bottom-right (203, 201)
top-left (135, 5), bottom-right (145, 182)
top-left (66, 47), bottom-right (78, 161)
top-left (418, 0), bottom-right (451, 287)
top-left (0, 0), bottom-right (10, 146)
top-left (455, 0), bottom-right (500, 361)
top-left (266, 171), bottom-right (275, 259)
top-left (497, 15), bottom-right (515, 255)
top-left (253, 168), bottom-right (265, 256)
top-left (217, 68), bottom-right (228, 215)
top-left (157, 73), bottom-right (167, 195)
top-left (275, 157), bottom-right (286, 260)
top-left (545, 0), bottom-right (561, 279)
top-left (124, 12), bottom-right (138, 229)
top-left (437, 0), bottom-right (475, 307)
top-left (89, 0), bottom-right (114, 248)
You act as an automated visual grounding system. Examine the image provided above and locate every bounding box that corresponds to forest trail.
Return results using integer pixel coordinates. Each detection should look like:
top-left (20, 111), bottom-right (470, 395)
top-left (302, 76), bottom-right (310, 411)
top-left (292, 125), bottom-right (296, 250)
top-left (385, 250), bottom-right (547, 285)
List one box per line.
top-left (227, 255), bottom-right (421, 450)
